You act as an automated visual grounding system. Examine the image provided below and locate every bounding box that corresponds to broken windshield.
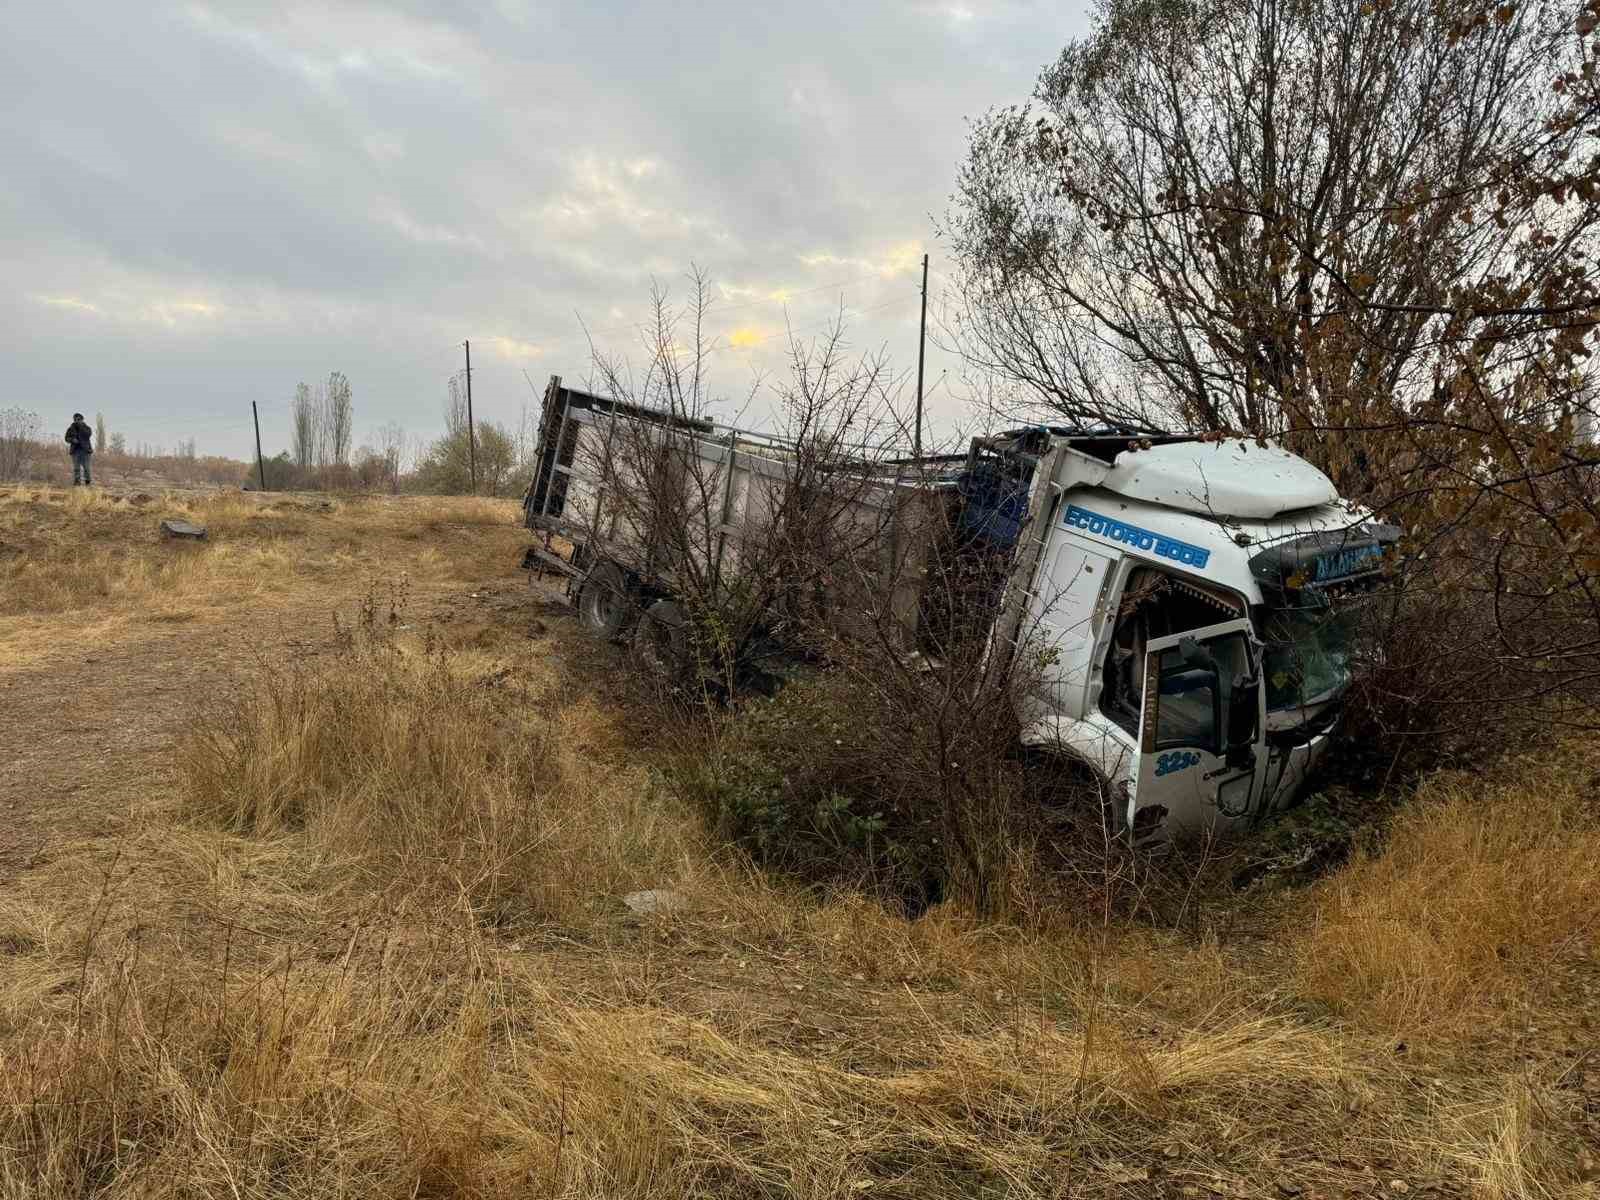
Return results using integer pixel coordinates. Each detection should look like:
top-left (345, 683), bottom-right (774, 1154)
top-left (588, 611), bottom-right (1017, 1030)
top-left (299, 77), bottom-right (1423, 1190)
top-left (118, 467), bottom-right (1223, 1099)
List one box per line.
top-left (1261, 593), bottom-right (1360, 712)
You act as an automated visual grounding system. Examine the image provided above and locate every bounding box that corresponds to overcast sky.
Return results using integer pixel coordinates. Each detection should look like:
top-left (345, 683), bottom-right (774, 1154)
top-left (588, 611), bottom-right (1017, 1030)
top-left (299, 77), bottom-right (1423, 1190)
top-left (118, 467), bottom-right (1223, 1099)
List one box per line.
top-left (1, 1), bottom-right (1089, 462)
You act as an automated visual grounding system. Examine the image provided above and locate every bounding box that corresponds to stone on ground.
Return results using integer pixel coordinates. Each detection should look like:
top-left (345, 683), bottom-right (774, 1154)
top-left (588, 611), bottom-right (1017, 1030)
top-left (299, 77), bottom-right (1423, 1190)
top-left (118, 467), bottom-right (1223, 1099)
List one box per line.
top-left (159, 519), bottom-right (208, 540)
top-left (622, 888), bottom-right (684, 916)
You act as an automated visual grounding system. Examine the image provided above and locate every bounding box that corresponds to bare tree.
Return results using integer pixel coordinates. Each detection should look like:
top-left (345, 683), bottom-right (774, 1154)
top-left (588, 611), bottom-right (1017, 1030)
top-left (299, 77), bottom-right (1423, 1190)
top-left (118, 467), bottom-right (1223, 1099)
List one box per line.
top-left (445, 374), bottom-right (468, 438)
top-left (309, 380), bottom-right (329, 469)
top-left (512, 397), bottom-right (538, 496)
top-left (414, 375), bottom-right (484, 494)
top-left (0, 408), bottom-right (41, 481)
top-left (291, 382), bottom-right (315, 470)
top-left (575, 269), bottom-right (919, 696)
top-left (94, 412), bottom-right (106, 455)
top-left (948, 0), bottom-right (1584, 447)
top-left (326, 371), bottom-right (353, 467)
top-left (947, 0), bottom-right (1600, 731)
top-left (375, 420), bottom-right (406, 493)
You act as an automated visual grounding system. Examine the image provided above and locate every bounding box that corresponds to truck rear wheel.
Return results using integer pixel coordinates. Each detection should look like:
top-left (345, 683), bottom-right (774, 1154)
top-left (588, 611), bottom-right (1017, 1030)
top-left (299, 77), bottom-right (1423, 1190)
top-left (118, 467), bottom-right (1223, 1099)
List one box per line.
top-left (632, 598), bottom-right (688, 676)
top-left (579, 561), bottom-right (635, 639)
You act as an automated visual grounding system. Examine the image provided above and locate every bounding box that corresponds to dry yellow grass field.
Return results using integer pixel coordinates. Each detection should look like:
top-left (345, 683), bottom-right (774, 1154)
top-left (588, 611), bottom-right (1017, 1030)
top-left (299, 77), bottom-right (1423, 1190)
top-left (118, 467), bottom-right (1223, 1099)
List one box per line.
top-left (0, 486), bottom-right (1596, 1198)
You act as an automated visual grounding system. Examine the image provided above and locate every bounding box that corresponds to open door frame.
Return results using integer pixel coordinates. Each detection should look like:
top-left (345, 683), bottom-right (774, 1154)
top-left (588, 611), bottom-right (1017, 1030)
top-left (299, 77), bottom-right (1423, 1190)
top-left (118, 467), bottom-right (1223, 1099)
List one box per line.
top-left (1129, 617), bottom-right (1268, 841)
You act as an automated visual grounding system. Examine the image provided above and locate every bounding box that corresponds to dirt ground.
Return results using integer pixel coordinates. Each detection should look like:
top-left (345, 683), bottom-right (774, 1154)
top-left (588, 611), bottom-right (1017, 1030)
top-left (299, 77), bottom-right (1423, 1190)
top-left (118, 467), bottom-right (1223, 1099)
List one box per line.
top-left (0, 486), bottom-right (546, 880)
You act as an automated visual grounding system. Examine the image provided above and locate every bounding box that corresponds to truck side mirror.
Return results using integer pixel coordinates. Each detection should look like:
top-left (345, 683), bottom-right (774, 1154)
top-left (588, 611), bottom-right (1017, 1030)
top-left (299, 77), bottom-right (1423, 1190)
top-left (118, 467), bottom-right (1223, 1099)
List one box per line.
top-left (1225, 665), bottom-right (1259, 770)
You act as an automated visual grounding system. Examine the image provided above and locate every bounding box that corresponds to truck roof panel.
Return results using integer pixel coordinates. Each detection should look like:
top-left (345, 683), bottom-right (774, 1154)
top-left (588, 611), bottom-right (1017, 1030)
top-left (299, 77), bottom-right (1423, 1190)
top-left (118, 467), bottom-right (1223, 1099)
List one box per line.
top-left (1100, 439), bottom-right (1339, 519)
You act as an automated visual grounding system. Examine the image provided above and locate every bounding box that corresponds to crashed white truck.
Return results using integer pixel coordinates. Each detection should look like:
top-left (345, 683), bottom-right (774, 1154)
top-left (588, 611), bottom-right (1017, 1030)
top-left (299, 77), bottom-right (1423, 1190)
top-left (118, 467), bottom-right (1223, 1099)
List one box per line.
top-left (521, 374), bottom-right (1397, 845)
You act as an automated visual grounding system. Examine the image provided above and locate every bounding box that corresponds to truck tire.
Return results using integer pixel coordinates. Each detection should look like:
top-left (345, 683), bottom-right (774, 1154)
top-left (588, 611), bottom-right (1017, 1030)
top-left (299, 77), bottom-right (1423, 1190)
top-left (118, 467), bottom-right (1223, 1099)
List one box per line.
top-left (632, 598), bottom-right (688, 676)
top-left (579, 561), bottom-right (635, 639)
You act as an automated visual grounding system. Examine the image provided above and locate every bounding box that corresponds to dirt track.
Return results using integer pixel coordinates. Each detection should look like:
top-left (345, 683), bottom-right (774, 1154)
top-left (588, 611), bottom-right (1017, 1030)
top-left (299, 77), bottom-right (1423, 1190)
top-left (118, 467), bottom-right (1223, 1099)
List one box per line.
top-left (3, 600), bottom-right (300, 877)
top-left (0, 489), bottom-right (544, 881)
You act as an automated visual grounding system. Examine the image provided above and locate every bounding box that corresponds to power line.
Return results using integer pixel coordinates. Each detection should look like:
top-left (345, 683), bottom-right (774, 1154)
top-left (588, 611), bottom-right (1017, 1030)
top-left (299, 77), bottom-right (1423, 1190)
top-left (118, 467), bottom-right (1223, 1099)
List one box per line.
top-left (89, 410), bottom-right (255, 433)
top-left (84, 282), bottom-right (924, 451)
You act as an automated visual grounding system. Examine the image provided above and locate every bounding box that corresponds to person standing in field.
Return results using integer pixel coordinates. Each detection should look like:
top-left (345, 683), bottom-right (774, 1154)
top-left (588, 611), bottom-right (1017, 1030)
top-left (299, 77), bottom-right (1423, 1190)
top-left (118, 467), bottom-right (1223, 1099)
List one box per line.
top-left (64, 412), bottom-right (93, 486)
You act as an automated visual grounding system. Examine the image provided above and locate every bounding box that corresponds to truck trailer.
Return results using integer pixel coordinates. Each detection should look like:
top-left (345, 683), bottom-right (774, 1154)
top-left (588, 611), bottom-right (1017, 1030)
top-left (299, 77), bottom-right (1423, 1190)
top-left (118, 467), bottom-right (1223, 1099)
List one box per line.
top-left (521, 374), bottom-right (1397, 845)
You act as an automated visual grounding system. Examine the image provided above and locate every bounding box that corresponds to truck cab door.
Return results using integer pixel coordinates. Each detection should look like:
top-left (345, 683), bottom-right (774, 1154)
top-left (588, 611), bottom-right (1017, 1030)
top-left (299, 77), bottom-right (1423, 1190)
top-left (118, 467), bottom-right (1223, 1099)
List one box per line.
top-left (1024, 534), bottom-right (1117, 718)
top-left (1128, 618), bottom-right (1268, 844)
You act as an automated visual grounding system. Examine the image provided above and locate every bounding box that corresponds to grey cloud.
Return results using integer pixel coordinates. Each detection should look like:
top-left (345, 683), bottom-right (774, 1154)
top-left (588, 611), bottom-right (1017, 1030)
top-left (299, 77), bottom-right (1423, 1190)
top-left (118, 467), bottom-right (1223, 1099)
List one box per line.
top-left (2, 0), bottom-right (1090, 460)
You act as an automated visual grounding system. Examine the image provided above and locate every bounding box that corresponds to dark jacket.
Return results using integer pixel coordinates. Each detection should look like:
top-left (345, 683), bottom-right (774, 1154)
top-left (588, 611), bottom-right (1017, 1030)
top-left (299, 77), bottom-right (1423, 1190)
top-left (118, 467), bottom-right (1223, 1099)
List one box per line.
top-left (65, 421), bottom-right (93, 455)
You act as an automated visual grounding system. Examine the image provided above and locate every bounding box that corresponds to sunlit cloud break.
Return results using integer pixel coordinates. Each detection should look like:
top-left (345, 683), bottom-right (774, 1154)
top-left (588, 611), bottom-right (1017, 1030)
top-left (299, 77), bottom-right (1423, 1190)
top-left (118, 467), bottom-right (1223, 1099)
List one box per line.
top-left (35, 294), bottom-right (222, 326)
top-left (489, 336), bottom-right (544, 361)
top-left (37, 295), bottom-right (102, 315)
top-left (798, 242), bottom-right (925, 279)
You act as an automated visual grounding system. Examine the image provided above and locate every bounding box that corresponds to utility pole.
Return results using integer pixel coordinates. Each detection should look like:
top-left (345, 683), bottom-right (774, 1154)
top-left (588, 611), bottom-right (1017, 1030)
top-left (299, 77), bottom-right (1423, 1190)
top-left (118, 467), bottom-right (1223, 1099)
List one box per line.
top-left (914, 252), bottom-right (929, 462)
top-left (251, 400), bottom-right (266, 491)
top-left (464, 340), bottom-right (477, 494)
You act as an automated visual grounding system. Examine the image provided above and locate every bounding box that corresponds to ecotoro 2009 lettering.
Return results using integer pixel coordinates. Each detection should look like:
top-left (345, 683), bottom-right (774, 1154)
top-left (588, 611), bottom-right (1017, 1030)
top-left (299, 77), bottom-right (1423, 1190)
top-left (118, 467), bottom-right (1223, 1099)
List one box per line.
top-left (1065, 505), bottom-right (1212, 570)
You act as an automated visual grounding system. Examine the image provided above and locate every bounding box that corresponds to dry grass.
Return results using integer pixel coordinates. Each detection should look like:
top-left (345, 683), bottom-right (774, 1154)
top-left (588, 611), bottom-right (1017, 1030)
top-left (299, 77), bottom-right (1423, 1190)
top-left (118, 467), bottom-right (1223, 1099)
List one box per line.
top-left (0, 488), bottom-right (525, 671)
top-left (3, 443), bottom-right (249, 490)
top-left (1, 493), bottom-right (1596, 1198)
top-left (177, 639), bottom-right (688, 929)
top-left (1295, 752), bottom-right (1600, 1036)
top-left (1, 641), bottom-right (1593, 1196)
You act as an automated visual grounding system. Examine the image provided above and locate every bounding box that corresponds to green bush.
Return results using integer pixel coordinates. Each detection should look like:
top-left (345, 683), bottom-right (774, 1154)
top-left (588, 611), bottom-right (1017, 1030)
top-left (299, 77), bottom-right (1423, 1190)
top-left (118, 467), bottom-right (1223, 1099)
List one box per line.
top-left (670, 673), bottom-right (943, 901)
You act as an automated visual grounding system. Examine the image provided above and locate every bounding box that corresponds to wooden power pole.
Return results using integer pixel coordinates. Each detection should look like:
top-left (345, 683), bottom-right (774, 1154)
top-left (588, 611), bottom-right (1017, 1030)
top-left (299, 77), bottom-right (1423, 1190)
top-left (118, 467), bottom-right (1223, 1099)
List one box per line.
top-left (251, 400), bottom-right (266, 491)
top-left (914, 253), bottom-right (928, 462)
top-left (464, 340), bottom-right (477, 494)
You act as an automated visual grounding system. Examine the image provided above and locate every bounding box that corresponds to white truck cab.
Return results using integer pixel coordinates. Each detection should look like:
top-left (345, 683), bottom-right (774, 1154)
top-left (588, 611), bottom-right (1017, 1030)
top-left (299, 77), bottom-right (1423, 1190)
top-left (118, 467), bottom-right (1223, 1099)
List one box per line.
top-left (986, 431), bottom-right (1397, 844)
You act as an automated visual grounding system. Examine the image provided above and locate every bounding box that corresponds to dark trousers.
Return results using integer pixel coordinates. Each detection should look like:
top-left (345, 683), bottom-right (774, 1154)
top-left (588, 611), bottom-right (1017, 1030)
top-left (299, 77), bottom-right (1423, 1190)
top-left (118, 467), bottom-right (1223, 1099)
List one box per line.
top-left (71, 449), bottom-right (92, 485)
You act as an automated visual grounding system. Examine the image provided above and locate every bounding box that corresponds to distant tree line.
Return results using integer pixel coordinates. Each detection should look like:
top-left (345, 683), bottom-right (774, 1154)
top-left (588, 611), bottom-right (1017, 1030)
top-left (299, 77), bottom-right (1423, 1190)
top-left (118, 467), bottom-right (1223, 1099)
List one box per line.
top-left (260, 370), bottom-right (536, 498)
top-left (0, 405), bottom-right (242, 487)
top-left (1, 370), bottom-right (540, 499)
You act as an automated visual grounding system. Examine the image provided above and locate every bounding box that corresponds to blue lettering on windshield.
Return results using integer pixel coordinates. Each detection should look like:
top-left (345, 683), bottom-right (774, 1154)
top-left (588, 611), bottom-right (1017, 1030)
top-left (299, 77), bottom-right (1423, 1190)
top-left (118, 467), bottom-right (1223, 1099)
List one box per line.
top-left (1311, 543), bottom-right (1384, 583)
top-left (1065, 505), bottom-right (1212, 570)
